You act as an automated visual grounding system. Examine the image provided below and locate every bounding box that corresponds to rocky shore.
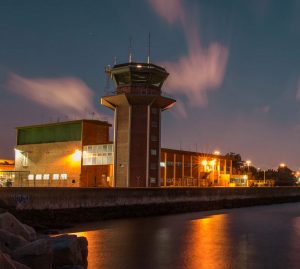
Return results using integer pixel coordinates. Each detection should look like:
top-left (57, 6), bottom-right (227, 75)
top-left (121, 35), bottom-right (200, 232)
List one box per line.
top-left (0, 212), bottom-right (88, 269)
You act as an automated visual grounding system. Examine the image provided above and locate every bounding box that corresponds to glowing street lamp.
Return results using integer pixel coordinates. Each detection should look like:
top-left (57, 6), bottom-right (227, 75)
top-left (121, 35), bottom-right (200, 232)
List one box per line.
top-left (245, 160), bottom-right (251, 172)
top-left (72, 149), bottom-right (82, 162)
top-left (279, 163), bottom-right (286, 168)
top-left (214, 150), bottom-right (220, 155)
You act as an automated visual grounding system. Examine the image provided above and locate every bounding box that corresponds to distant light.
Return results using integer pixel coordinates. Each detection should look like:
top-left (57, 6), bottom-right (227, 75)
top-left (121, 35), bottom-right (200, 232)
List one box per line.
top-left (72, 149), bottom-right (82, 162)
top-left (209, 159), bottom-right (216, 166)
top-left (214, 150), bottom-right (220, 155)
top-left (202, 160), bottom-right (207, 166)
top-left (246, 160), bottom-right (251, 166)
top-left (279, 163), bottom-right (286, 168)
top-left (136, 64), bottom-right (142, 68)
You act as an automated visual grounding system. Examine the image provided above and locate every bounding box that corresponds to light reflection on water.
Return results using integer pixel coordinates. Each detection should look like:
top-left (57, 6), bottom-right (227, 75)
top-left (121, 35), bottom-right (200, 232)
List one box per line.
top-left (67, 203), bottom-right (300, 269)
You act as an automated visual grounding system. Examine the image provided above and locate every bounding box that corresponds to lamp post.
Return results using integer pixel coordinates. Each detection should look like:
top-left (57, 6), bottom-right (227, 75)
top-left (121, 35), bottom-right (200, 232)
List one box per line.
top-left (246, 160), bottom-right (251, 172)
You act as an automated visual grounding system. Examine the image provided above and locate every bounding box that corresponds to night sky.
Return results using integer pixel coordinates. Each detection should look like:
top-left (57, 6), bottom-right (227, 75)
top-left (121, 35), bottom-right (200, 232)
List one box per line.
top-left (1, 0), bottom-right (300, 170)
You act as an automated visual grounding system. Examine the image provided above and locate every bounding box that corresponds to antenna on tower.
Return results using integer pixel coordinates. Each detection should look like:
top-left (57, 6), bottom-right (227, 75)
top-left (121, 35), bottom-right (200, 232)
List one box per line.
top-left (128, 36), bottom-right (133, 63)
top-left (147, 32), bottom-right (151, 64)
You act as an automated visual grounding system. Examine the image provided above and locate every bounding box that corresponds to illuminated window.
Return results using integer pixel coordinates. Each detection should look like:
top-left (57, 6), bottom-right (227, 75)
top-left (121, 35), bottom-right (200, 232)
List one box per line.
top-left (160, 162), bottom-right (166, 167)
top-left (83, 144), bottom-right (114, 166)
top-left (53, 174), bottom-right (59, 180)
top-left (35, 174), bottom-right (42, 180)
top-left (22, 152), bottom-right (28, 167)
top-left (150, 149), bottom-right (157, 156)
top-left (28, 174), bottom-right (34, 180)
top-left (43, 174), bottom-right (50, 180)
top-left (61, 174), bottom-right (68, 180)
top-left (150, 177), bottom-right (156, 183)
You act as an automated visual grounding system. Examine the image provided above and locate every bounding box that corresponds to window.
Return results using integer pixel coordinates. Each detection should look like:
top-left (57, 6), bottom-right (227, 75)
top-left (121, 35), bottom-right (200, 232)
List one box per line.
top-left (61, 174), bottom-right (68, 180)
top-left (150, 177), bottom-right (156, 183)
top-left (43, 174), bottom-right (50, 180)
top-left (22, 152), bottom-right (28, 167)
top-left (53, 174), bottom-right (59, 180)
top-left (151, 135), bottom-right (158, 142)
top-left (83, 144), bottom-right (114, 166)
top-left (150, 149), bottom-right (157, 156)
top-left (150, 163), bottom-right (157, 170)
top-left (160, 162), bottom-right (166, 167)
top-left (151, 121), bottom-right (158, 128)
top-left (35, 174), bottom-right (42, 180)
top-left (151, 107), bottom-right (158, 114)
top-left (28, 174), bottom-right (34, 180)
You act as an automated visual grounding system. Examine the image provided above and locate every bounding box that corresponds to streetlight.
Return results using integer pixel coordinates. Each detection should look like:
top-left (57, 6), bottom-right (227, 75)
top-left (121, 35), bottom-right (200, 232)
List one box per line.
top-left (246, 160), bottom-right (251, 172)
top-left (214, 150), bottom-right (220, 155)
top-left (279, 163), bottom-right (286, 168)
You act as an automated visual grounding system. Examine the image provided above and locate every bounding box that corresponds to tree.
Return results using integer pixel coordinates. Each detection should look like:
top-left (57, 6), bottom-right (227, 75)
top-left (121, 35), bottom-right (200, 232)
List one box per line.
top-left (276, 165), bottom-right (296, 186)
top-left (225, 152), bottom-right (244, 174)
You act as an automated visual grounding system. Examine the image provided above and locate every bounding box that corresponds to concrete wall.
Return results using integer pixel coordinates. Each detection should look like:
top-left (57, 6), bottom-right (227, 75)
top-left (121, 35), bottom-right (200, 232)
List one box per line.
top-left (15, 141), bottom-right (82, 187)
top-left (1, 187), bottom-right (300, 210)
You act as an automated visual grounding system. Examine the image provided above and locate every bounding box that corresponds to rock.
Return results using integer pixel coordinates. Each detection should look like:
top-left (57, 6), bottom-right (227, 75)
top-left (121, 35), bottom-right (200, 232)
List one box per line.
top-left (0, 251), bottom-right (31, 269)
top-left (77, 237), bottom-right (88, 267)
top-left (0, 212), bottom-right (36, 241)
top-left (12, 238), bottom-right (52, 269)
top-left (0, 229), bottom-right (28, 255)
top-left (54, 265), bottom-right (85, 269)
top-left (50, 235), bottom-right (84, 267)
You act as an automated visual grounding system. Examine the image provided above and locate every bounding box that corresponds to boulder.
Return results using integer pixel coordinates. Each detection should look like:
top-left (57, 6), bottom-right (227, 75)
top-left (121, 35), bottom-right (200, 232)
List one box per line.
top-left (12, 238), bottom-right (52, 269)
top-left (54, 265), bottom-right (85, 269)
top-left (0, 212), bottom-right (36, 241)
top-left (0, 251), bottom-right (31, 269)
top-left (50, 235), bottom-right (84, 267)
top-left (0, 229), bottom-right (28, 255)
top-left (77, 237), bottom-right (88, 267)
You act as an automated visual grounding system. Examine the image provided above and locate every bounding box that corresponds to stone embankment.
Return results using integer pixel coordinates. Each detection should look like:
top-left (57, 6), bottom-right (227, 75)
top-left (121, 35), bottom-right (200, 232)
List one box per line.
top-left (0, 212), bottom-right (88, 269)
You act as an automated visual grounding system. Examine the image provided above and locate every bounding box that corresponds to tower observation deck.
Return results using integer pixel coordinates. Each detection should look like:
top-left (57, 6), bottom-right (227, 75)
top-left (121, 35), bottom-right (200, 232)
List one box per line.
top-left (101, 62), bottom-right (176, 187)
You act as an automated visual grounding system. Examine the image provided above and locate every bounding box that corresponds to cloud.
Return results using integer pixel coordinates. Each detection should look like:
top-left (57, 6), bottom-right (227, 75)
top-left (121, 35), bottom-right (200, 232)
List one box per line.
top-left (7, 73), bottom-right (107, 120)
top-left (148, 0), bottom-right (185, 24)
top-left (170, 98), bottom-right (188, 118)
top-left (148, 0), bottom-right (228, 108)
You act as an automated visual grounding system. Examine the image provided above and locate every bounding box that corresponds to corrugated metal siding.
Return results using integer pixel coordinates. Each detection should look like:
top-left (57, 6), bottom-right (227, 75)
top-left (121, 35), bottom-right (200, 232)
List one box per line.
top-left (17, 122), bottom-right (82, 145)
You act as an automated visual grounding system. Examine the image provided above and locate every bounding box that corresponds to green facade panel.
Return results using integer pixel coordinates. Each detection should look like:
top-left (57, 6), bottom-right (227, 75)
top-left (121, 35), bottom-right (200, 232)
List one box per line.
top-left (17, 122), bottom-right (82, 145)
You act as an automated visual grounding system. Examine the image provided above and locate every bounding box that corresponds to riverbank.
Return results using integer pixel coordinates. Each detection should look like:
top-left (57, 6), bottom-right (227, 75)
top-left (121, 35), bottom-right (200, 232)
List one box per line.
top-left (1, 187), bottom-right (300, 229)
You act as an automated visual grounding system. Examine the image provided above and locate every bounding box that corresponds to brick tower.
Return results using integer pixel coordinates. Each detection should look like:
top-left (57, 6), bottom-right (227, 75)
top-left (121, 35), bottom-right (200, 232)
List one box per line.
top-left (101, 62), bottom-right (175, 187)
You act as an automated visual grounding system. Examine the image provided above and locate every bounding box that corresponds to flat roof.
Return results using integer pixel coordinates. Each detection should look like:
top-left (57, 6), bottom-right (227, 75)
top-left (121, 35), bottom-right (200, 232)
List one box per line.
top-left (161, 147), bottom-right (232, 160)
top-left (16, 119), bottom-right (112, 129)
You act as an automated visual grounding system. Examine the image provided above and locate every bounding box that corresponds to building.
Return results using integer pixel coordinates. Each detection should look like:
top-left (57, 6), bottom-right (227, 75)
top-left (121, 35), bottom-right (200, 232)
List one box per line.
top-left (14, 120), bottom-right (113, 187)
top-left (12, 119), bottom-right (233, 187)
top-left (160, 149), bottom-right (232, 187)
top-left (101, 62), bottom-right (175, 187)
top-left (0, 159), bottom-right (16, 187)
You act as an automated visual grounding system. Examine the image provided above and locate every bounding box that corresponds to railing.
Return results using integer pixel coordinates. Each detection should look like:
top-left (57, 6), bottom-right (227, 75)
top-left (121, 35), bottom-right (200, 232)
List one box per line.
top-left (104, 88), bottom-right (175, 99)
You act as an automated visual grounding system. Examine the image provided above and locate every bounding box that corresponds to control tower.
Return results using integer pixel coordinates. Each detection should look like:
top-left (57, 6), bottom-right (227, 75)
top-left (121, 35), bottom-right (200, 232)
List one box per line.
top-left (101, 62), bottom-right (175, 187)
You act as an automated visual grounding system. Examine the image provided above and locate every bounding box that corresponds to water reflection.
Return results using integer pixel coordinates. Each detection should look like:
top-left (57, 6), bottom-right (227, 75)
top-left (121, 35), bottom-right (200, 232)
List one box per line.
top-left (67, 203), bottom-right (300, 269)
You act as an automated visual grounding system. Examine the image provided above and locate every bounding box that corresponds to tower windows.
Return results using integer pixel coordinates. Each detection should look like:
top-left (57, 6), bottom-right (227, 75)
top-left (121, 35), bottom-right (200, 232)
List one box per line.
top-left (150, 163), bottom-right (157, 170)
top-left (151, 121), bottom-right (158, 128)
top-left (151, 107), bottom-right (158, 114)
top-left (151, 135), bottom-right (158, 142)
top-left (150, 149), bottom-right (157, 156)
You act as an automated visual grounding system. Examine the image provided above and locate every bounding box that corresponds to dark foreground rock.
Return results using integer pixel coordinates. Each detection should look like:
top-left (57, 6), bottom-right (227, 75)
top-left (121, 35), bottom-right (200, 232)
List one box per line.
top-left (0, 212), bottom-right (88, 269)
